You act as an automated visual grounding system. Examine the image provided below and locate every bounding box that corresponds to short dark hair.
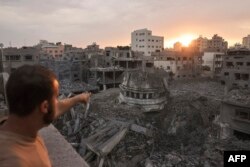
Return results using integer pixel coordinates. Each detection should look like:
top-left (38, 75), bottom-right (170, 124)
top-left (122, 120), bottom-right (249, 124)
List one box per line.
top-left (6, 65), bottom-right (57, 117)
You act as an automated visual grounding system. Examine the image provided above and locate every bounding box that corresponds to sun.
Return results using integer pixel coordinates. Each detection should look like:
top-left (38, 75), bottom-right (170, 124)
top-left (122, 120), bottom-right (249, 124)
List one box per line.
top-left (164, 34), bottom-right (197, 48)
top-left (177, 34), bottom-right (196, 47)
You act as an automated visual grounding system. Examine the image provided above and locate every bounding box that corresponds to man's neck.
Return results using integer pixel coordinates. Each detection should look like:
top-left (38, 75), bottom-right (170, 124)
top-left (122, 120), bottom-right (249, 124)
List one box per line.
top-left (0, 115), bottom-right (40, 139)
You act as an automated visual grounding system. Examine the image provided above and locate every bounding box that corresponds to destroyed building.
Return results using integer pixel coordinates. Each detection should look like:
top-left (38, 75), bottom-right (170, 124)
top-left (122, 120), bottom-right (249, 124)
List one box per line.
top-left (0, 47), bottom-right (40, 73)
top-left (220, 48), bottom-right (250, 88)
top-left (84, 42), bottom-right (104, 59)
top-left (1, 40), bottom-right (250, 167)
top-left (119, 69), bottom-right (169, 112)
top-left (37, 40), bottom-right (65, 59)
top-left (114, 53), bottom-right (154, 70)
top-left (104, 46), bottom-right (131, 67)
top-left (201, 52), bottom-right (225, 78)
top-left (152, 49), bottom-right (202, 79)
top-left (219, 88), bottom-right (250, 139)
top-left (88, 67), bottom-right (124, 90)
top-left (86, 46), bottom-right (154, 91)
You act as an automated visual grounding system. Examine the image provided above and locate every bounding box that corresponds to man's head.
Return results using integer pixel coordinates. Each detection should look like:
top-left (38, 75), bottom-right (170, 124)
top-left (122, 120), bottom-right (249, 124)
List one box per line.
top-left (6, 65), bottom-right (59, 125)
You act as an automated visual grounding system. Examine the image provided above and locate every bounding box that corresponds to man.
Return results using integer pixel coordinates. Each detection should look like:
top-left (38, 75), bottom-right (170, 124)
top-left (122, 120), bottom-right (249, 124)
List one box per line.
top-left (0, 65), bottom-right (91, 167)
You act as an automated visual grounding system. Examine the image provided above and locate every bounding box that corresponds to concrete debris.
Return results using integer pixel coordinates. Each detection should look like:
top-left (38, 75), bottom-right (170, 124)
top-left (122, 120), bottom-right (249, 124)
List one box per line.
top-left (52, 78), bottom-right (250, 167)
top-left (170, 78), bottom-right (224, 100)
top-left (83, 122), bottom-right (128, 156)
top-left (145, 158), bottom-right (154, 167)
top-left (59, 79), bottom-right (99, 94)
top-left (224, 88), bottom-right (250, 105)
top-left (190, 97), bottom-right (210, 127)
top-left (54, 103), bottom-right (153, 166)
top-left (130, 124), bottom-right (153, 137)
top-left (84, 100), bottom-right (90, 119)
top-left (0, 98), bottom-right (8, 117)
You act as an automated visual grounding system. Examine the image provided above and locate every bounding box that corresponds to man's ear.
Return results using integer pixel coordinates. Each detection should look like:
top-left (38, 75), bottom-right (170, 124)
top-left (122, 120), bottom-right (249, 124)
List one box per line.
top-left (40, 100), bottom-right (49, 114)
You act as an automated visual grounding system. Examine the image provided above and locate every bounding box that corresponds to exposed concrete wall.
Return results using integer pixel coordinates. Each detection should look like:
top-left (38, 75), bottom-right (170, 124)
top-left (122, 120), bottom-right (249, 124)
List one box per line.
top-left (220, 49), bottom-right (250, 88)
top-left (220, 102), bottom-right (250, 136)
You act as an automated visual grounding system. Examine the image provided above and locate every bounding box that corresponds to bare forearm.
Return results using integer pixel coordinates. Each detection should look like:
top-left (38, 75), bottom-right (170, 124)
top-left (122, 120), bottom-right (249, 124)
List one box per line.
top-left (55, 92), bottom-right (91, 118)
top-left (56, 96), bottom-right (80, 118)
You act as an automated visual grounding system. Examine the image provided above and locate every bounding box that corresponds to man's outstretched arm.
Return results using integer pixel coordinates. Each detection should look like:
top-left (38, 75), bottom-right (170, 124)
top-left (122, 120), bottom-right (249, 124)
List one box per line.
top-left (55, 92), bottom-right (91, 118)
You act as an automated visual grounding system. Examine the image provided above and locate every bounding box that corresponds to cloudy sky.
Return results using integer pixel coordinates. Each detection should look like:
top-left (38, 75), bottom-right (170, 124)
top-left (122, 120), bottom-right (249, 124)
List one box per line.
top-left (0, 0), bottom-right (250, 48)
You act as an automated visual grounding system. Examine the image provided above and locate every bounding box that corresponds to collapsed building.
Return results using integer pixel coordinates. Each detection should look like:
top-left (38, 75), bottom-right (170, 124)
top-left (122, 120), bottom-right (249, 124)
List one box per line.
top-left (1, 41), bottom-right (250, 166)
top-left (219, 88), bottom-right (250, 139)
top-left (88, 67), bottom-right (124, 90)
top-left (39, 49), bottom-right (98, 94)
top-left (86, 46), bottom-right (154, 90)
top-left (119, 69), bottom-right (169, 112)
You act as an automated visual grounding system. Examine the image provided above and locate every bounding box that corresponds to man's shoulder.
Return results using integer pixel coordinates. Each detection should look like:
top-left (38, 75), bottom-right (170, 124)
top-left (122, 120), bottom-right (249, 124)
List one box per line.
top-left (36, 135), bottom-right (48, 151)
top-left (1, 155), bottom-right (28, 167)
top-left (0, 141), bottom-right (29, 167)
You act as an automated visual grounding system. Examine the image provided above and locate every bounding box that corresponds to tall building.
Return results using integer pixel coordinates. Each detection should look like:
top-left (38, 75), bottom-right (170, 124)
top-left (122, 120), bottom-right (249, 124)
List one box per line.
top-left (190, 36), bottom-right (208, 52)
top-left (242, 35), bottom-right (250, 49)
top-left (190, 34), bottom-right (228, 52)
top-left (207, 34), bottom-right (228, 52)
top-left (131, 28), bottom-right (164, 56)
top-left (37, 40), bottom-right (65, 59)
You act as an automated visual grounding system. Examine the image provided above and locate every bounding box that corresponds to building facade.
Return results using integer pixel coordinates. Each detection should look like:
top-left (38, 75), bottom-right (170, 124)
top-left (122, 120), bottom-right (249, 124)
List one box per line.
top-left (152, 50), bottom-right (201, 79)
top-left (202, 52), bottom-right (225, 78)
top-left (242, 35), bottom-right (250, 49)
top-left (219, 89), bottom-right (250, 139)
top-left (38, 40), bottom-right (65, 59)
top-left (220, 48), bottom-right (250, 89)
top-left (207, 34), bottom-right (228, 52)
top-left (190, 36), bottom-right (209, 52)
top-left (190, 34), bottom-right (228, 52)
top-left (131, 28), bottom-right (164, 56)
top-left (84, 42), bottom-right (104, 59)
top-left (1, 47), bottom-right (40, 73)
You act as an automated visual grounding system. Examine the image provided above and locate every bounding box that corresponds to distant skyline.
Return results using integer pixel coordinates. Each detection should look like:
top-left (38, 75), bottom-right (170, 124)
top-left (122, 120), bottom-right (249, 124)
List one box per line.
top-left (0, 0), bottom-right (250, 48)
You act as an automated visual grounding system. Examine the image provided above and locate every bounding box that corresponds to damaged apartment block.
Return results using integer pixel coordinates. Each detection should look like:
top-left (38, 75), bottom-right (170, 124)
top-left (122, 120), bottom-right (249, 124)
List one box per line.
top-left (221, 48), bottom-right (250, 88)
top-left (218, 48), bottom-right (250, 139)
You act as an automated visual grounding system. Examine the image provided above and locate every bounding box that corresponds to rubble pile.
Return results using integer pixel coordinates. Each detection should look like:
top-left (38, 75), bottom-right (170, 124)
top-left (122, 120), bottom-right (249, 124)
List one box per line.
top-left (90, 88), bottom-right (145, 119)
top-left (0, 94), bottom-right (8, 117)
top-left (54, 106), bottom-right (154, 167)
top-left (59, 79), bottom-right (99, 94)
top-left (53, 79), bottom-right (250, 167)
top-left (170, 79), bottom-right (224, 100)
top-left (224, 88), bottom-right (250, 105)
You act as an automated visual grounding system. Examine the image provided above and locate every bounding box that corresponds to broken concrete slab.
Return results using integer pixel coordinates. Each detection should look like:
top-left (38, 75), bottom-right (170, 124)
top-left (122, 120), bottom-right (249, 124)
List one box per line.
top-left (83, 123), bottom-right (128, 156)
top-left (145, 158), bottom-right (154, 167)
top-left (130, 124), bottom-right (153, 137)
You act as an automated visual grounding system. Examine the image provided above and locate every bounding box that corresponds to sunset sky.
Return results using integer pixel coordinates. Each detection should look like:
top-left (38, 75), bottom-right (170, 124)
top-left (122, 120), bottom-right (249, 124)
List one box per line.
top-left (0, 0), bottom-right (250, 48)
